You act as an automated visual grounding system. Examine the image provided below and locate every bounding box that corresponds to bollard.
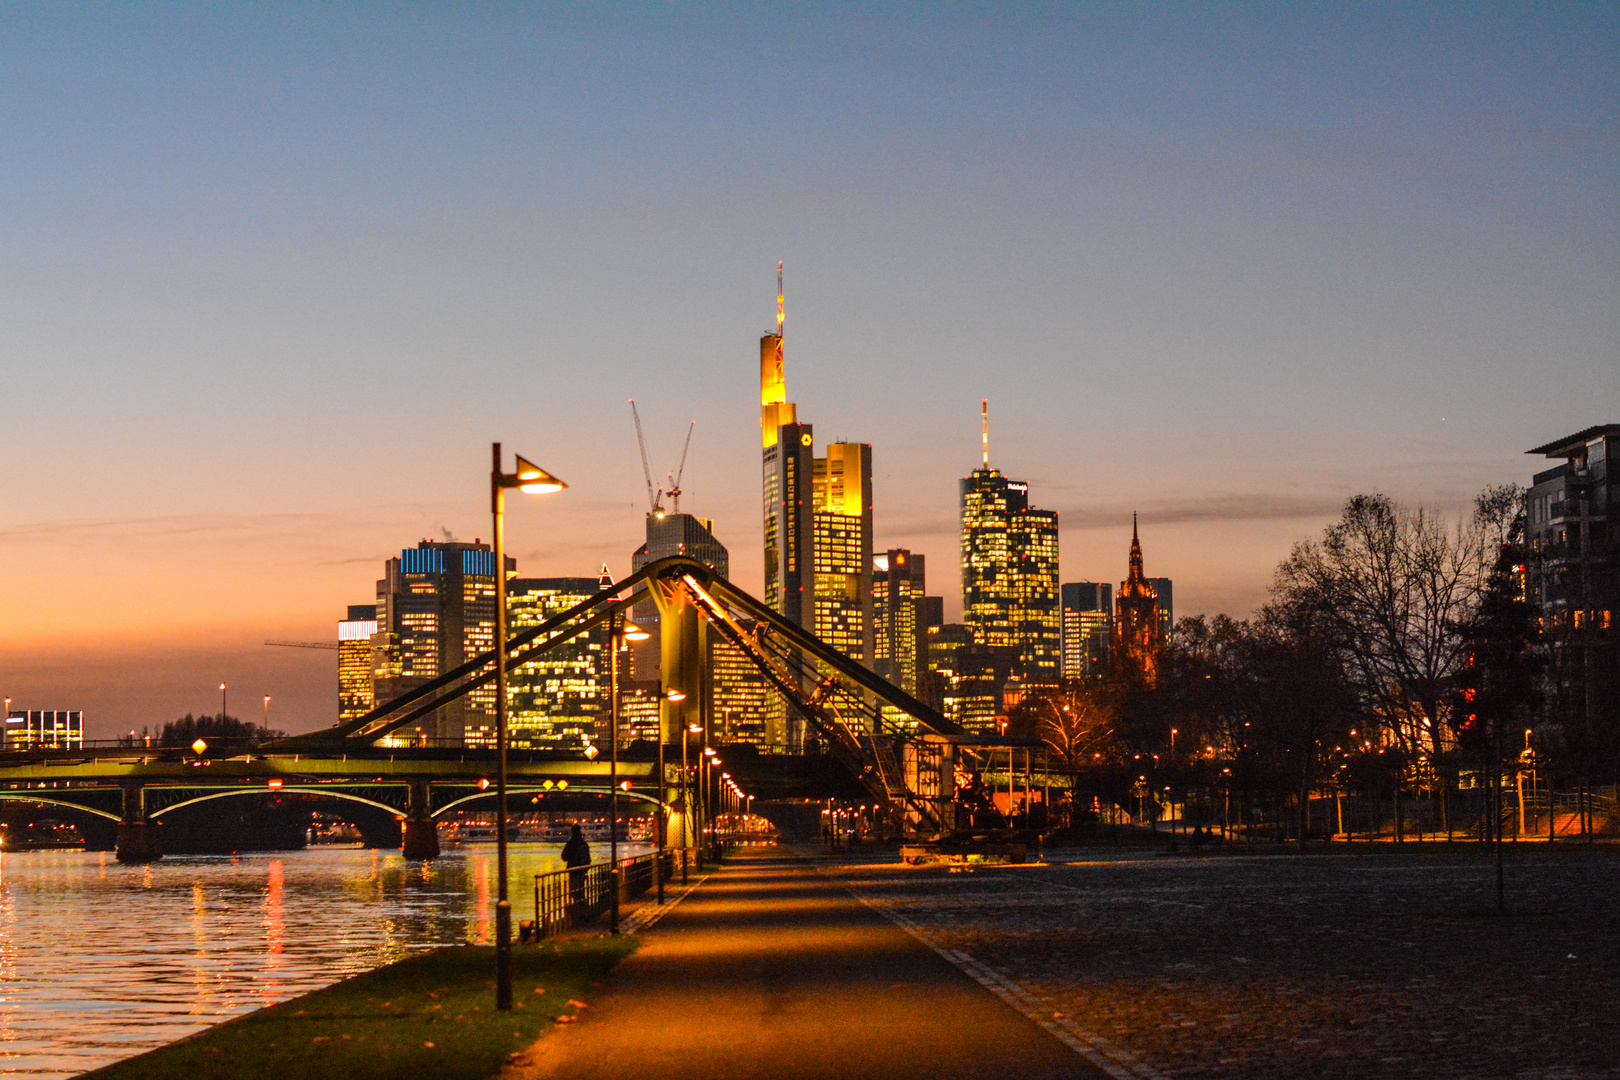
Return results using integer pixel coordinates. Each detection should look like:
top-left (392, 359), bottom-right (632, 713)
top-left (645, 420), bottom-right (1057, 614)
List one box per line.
top-left (610, 867), bottom-right (622, 934)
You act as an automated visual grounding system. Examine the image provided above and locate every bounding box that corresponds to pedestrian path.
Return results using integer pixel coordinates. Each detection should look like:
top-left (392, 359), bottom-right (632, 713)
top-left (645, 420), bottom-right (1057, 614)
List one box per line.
top-left (505, 845), bottom-right (1103, 1080)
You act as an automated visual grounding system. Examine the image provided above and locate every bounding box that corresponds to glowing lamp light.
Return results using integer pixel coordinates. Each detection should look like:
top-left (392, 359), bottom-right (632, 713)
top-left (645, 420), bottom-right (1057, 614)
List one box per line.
top-left (619, 780), bottom-right (632, 791)
top-left (542, 780), bottom-right (555, 790)
top-left (191, 739), bottom-right (209, 756)
top-left (556, 780), bottom-right (568, 790)
top-left (665, 689), bottom-right (687, 703)
top-left (688, 723), bottom-right (702, 734)
top-left (583, 744), bottom-right (600, 760)
top-left (267, 778), bottom-right (284, 790)
top-left (513, 455), bottom-right (566, 494)
top-left (704, 747), bottom-right (716, 757)
top-left (622, 621), bottom-right (650, 643)
top-left (478, 778), bottom-right (491, 791)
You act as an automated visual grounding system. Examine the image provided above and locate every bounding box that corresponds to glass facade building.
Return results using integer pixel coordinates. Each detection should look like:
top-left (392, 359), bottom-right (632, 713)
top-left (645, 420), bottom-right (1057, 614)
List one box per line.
top-left (506, 576), bottom-right (611, 749)
top-left (1061, 583), bottom-right (1113, 678)
top-left (337, 604), bottom-right (378, 721)
top-left (960, 466), bottom-right (1061, 686)
top-left (372, 541), bottom-right (499, 745)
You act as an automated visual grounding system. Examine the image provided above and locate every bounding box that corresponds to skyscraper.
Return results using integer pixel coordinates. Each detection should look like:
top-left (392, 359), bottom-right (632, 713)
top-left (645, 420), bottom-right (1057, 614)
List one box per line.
top-left (372, 541), bottom-right (500, 745)
top-left (506, 575), bottom-right (612, 748)
top-left (630, 511), bottom-right (771, 745)
top-left (761, 265), bottom-right (815, 629)
top-left (1148, 577), bottom-right (1174, 642)
top-left (960, 402), bottom-right (1061, 685)
top-left (338, 604), bottom-right (378, 721)
top-left (1060, 583), bottom-right (1112, 678)
top-left (1113, 517), bottom-right (1166, 686)
top-left (874, 549), bottom-right (927, 696)
top-left (813, 441), bottom-right (874, 667)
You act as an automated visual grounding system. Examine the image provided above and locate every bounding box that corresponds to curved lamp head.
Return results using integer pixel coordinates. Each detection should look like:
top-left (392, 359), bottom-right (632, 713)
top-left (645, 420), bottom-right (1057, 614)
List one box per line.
top-left (665, 689), bottom-right (687, 703)
top-left (622, 620), bottom-right (651, 642)
top-left (507, 454), bottom-right (567, 494)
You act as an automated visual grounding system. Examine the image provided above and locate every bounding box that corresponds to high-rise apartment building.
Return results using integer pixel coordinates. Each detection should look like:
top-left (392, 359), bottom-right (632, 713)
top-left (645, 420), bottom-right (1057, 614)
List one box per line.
top-left (1061, 583), bottom-right (1113, 679)
top-left (874, 550), bottom-right (927, 696)
top-left (506, 576), bottom-right (611, 748)
top-left (372, 541), bottom-right (500, 745)
top-left (631, 510), bottom-right (772, 745)
top-left (1526, 425), bottom-right (1619, 742)
top-left (960, 403), bottom-right (1061, 685)
top-left (338, 604), bottom-right (378, 721)
top-left (1113, 518), bottom-right (1166, 686)
top-left (813, 442), bottom-right (874, 668)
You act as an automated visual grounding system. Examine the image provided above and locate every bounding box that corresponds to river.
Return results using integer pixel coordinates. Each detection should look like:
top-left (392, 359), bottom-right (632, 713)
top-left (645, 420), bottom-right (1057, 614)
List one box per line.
top-left (0, 842), bottom-right (651, 1078)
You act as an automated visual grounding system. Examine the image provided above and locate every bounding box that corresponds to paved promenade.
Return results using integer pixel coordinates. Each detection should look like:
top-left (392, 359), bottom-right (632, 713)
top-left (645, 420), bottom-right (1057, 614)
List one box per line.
top-left (505, 846), bottom-right (1103, 1080)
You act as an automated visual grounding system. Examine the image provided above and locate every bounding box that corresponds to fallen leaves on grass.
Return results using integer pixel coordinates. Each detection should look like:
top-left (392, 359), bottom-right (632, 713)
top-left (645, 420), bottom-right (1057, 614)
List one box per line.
top-left (566, 1000), bottom-right (588, 1009)
top-left (555, 1015), bottom-right (575, 1024)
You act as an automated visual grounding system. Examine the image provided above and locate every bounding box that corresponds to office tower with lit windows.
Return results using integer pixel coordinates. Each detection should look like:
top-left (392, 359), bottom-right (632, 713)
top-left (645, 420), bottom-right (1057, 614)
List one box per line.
top-left (874, 550), bottom-right (927, 696)
top-left (760, 268), bottom-right (815, 630)
top-left (338, 604), bottom-right (378, 721)
top-left (4, 710), bottom-right (83, 750)
top-left (372, 541), bottom-right (500, 745)
top-left (1061, 583), bottom-right (1113, 678)
top-left (1148, 577), bottom-right (1174, 642)
top-left (923, 624), bottom-right (1009, 734)
top-left (506, 576), bottom-right (611, 748)
top-left (960, 403), bottom-right (1062, 686)
top-left (1113, 517), bottom-right (1166, 686)
top-left (631, 510), bottom-right (772, 745)
top-left (813, 442), bottom-right (875, 668)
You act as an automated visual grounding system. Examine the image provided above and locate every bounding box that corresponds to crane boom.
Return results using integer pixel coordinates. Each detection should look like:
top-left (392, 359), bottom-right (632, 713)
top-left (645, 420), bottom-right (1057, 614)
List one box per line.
top-left (265, 640), bottom-right (339, 650)
top-left (668, 421), bottom-right (696, 514)
top-left (628, 399), bottom-right (661, 515)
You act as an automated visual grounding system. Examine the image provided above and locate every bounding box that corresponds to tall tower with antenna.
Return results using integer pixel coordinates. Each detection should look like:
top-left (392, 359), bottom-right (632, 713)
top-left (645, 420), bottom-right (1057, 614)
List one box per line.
top-left (760, 262), bottom-right (814, 630)
top-left (959, 401), bottom-right (1061, 723)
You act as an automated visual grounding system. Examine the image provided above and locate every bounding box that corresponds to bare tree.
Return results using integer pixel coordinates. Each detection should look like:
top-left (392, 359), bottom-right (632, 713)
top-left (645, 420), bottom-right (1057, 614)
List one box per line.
top-left (1272, 488), bottom-right (1520, 762)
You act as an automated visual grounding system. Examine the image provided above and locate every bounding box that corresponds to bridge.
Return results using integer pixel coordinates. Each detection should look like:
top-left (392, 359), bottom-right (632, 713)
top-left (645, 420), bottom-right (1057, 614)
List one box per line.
top-left (0, 556), bottom-right (1029, 862)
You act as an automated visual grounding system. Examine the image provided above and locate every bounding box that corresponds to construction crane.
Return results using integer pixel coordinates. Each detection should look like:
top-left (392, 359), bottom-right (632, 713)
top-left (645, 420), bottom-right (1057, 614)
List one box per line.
top-left (265, 640), bottom-right (339, 651)
top-left (629, 400), bottom-right (696, 518)
top-left (665, 421), bottom-right (696, 515)
top-left (629, 399), bottom-right (664, 518)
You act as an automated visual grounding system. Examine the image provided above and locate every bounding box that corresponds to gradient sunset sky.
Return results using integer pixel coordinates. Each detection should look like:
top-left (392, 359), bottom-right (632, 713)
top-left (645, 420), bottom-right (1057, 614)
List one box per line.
top-left (2, 4), bottom-right (1615, 737)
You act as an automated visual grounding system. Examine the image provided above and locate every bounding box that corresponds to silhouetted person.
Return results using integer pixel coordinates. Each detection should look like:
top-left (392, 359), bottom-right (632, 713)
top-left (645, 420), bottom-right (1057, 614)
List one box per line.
top-left (562, 823), bottom-right (591, 914)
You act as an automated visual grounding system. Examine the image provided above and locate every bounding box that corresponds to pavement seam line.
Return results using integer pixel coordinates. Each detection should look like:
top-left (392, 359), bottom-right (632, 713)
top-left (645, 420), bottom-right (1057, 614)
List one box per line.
top-left (834, 874), bottom-right (1168, 1080)
top-left (619, 873), bottom-right (711, 935)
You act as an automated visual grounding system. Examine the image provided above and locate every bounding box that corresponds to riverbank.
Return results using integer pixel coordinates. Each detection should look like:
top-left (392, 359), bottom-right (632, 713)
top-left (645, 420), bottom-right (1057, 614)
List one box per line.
top-left (86, 937), bottom-right (637, 1080)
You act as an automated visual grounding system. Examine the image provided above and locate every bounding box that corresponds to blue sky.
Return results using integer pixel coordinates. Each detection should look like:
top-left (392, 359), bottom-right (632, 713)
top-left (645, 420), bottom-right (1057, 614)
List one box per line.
top-left (1, 3), bottom-right (1615, 733)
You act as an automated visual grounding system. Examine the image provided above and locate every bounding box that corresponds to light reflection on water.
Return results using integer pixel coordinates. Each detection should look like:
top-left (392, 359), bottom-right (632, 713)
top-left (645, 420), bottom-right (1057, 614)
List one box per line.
top-left (0, 843), bottom-right (650, 1078)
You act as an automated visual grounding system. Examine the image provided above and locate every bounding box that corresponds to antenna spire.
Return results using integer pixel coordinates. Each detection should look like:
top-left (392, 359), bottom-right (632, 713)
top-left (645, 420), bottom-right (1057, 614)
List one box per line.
top-left (777, 261), bottom-right (784, 337)
top-left (981, 399), bottom-right (989, 468)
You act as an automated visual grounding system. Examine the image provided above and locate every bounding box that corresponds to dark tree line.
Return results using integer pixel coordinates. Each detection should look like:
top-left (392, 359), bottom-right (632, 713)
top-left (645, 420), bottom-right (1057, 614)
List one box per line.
top-left (1011, 485), bottom-right (1573, 843)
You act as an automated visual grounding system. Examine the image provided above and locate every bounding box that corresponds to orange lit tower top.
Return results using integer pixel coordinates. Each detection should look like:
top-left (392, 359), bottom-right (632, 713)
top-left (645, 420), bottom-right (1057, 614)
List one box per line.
top-left (760, 261), bottom-right (795, 448)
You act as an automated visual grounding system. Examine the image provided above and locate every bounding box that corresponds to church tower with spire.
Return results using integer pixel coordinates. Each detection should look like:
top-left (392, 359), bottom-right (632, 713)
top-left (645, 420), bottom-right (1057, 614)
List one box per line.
top-left (1113, 515), bottom-right (1166, 685)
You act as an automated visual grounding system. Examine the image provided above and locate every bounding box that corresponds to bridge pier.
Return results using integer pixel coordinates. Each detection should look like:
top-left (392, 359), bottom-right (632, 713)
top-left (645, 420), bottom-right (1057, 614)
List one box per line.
top-left (116, 786), bottom-right (161, 864)
top-left (401, 780), bottom-right (439, 860)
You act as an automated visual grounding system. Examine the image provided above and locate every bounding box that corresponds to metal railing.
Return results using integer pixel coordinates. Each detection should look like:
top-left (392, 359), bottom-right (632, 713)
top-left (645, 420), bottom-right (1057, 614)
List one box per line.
top-left (525, 850), bottom-right (677, 939)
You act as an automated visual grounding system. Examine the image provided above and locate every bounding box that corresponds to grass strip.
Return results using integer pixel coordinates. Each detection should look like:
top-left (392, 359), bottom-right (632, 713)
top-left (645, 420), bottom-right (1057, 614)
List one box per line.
top-left (87, 936), bottom-right (638, 1080)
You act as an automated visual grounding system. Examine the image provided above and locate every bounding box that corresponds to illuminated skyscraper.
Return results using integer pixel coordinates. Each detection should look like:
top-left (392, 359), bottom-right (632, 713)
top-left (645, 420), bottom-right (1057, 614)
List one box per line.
top-left (338, 604), bottom-right (378, 721)
top-left (1060, 583), bottom-right (1112, 678)
top-left (1113, 516), bottom-right (1166, 686)
top-left (874, 550), bottom-right (927, 696)
top-left (372, 541), bottom-right (500, 745)
top-left (631, 511), bottom-right (771, 745)
top-left (813, 442), bottom-right (874, 668)
top-left (507, 576), bottom-right (611, 748)
top-left (761, 265), bottom-right (814, 629)
top-left (960, 402), bottom-right (1061, 685)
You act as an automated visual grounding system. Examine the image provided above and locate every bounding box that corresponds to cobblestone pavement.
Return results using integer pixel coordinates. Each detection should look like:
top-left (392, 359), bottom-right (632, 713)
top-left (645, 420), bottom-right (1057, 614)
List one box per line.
top-left (832, 844), bottom-right (1620, 1080)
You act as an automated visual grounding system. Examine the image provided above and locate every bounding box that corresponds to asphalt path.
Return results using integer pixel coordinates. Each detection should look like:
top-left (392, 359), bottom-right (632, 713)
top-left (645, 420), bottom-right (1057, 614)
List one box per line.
top-left (506, 845), bottom-right (1101, 1080)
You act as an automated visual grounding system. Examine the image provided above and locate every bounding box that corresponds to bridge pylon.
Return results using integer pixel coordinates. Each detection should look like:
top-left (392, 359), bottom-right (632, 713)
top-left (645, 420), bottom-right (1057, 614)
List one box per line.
top-left (116, 784), bottom-right (160, 864)
top-left (402, 779), bottom-right (439, 859)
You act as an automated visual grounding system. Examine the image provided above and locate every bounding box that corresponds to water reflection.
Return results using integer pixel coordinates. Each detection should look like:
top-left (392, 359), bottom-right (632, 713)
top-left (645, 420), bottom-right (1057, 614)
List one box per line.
top-left (0, 843), bottom-right (649, 1078)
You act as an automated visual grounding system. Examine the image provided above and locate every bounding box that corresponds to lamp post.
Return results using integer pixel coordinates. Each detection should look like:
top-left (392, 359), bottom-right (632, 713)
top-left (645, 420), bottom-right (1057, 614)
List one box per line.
top-left (681, 717), bottom-right (698, 883)
top-left (219, 683), bottom-right (227, 721)
top-left (263, 695), bottom-right (271, 734)
top-left (490, 442), bottom-right (566, 1012)
top-left (608, 615), bottom-right (649, 933)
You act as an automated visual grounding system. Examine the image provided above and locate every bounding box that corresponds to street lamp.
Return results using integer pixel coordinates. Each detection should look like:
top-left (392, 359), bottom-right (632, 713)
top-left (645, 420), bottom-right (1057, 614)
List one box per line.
top-left (681, 716), bottom-right (699, 883)
top-left (490, 442), bottom-right (566, 1012)
top-left (219, 683), bottom-right (227, 721)
top-left (608, 615), bottom-right (649, 932)
top-left (263, 695), bottom-right (271, 734)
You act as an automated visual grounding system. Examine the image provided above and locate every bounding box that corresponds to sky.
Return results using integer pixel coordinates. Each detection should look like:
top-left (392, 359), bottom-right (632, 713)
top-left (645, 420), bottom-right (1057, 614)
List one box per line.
top-left (1, 3), bottom-right (1615, 738)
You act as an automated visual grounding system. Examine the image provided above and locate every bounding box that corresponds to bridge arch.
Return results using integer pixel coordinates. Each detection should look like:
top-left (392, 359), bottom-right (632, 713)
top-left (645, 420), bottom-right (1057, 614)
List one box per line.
top-left (149, 787), bottom-right (404, 820)
top-left (432, 786), bottom-right (667, 818)
top-left (0, 792), bottom-right (122, 823)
